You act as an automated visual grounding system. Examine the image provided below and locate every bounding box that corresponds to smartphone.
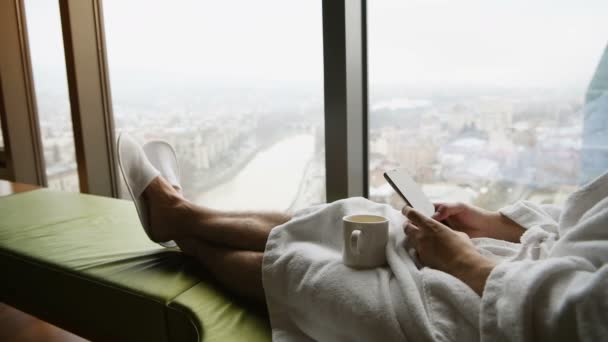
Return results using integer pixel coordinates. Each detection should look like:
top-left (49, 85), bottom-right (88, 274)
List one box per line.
top-left (383, 168), bottom-right (435, 217)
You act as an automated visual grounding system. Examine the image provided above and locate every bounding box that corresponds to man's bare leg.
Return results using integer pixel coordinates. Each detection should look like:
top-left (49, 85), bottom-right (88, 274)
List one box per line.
top-left (177, 238), bottom-right (265, 303)
top-left (144, 176), bottom-right (291, 251)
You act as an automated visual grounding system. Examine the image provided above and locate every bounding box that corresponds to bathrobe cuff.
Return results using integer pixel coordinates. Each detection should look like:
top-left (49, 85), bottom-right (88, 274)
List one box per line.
top-left (499, 201), bottom-right (560, 234)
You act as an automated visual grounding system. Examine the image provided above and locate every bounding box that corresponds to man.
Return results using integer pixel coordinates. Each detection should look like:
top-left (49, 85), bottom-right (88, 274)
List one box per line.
top-left (119, 134), bottom-right (607, 341)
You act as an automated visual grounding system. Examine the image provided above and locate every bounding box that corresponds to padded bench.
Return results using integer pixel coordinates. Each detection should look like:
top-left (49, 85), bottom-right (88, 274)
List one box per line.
top-left (0, 189), bottom-right (271, 341)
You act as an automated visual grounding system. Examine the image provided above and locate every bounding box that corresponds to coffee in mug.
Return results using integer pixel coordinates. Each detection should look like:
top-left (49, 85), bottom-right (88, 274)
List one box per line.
top-left (342, 214), bottom-right (389, 268)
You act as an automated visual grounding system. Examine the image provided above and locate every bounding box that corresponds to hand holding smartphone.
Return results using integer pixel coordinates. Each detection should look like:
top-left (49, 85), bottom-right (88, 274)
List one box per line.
top-left (383, 168), bottom-right (435, 217)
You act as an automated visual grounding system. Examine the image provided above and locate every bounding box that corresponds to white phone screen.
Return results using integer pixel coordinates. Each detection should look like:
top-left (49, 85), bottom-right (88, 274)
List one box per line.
top-left (384, 169), bottom-right (435, 217)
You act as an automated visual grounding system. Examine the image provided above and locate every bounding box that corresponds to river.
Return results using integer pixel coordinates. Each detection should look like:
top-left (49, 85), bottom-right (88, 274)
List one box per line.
top-left (194, 134), bottom-right (315, 211)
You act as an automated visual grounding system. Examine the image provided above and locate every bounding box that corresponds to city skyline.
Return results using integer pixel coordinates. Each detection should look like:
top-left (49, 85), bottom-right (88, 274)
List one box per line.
top-left (34, 76), bottom-right (595, 211)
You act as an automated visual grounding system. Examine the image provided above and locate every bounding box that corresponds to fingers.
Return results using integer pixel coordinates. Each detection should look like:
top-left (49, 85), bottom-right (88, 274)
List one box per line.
top-left (402, 206), bottom-right (443, 233)
top-left (403, 222), bottom-right (419, 250)
top-left (432, 202), bottom-right (465, 221)
top-left (432, 204), bottom-right (448, 220)
top-left (403, 221), bottom-right (419, 237)
top-left (402, 206), bottom-right (425, 226)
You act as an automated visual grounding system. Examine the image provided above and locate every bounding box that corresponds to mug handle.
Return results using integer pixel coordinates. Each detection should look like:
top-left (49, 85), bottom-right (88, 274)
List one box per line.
top-left (350, 229), bottom-right (362, 255)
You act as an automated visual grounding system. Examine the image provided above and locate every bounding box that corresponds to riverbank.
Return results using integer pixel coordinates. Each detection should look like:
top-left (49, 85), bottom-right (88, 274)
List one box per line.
top-left (194, 134), bottom-right (316, 211)
top-left (184, 141), bottom-right (272, 198)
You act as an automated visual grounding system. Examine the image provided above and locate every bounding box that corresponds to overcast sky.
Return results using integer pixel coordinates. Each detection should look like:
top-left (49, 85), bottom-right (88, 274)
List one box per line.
top-left (25, 0), bottom-right (608, 90)
top-left (369, 0), bottom-right (608, 89)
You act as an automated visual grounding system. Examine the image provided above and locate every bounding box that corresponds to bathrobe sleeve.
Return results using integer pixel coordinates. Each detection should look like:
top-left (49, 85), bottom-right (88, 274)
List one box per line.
top-left (481, 198), bottom-right (608, 342)
top-left (499, 200), bottom-right (561, 234)
top-left (480, 257), bottom-right (608, 342)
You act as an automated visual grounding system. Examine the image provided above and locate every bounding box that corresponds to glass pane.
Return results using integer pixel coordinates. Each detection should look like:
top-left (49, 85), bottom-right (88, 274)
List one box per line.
top-left (369, 0), bottom-right (608, 210)
top-left (24, 0), bottom-right (79, 192)
top-left (104, 0), bottom-right (325, 211)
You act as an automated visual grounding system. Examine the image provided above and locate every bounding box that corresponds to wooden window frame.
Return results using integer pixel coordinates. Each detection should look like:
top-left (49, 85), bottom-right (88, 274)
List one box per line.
top-left (59, 0), bottom-right (118, 197)
top-left (0, 0), bottom-right (46, 186)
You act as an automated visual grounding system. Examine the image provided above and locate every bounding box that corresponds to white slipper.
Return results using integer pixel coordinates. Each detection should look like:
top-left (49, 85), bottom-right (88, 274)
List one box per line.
top-left (143, 141), bottom-right (182, 194)
top-left (143, 140), bottom-right (181, 248)
top-left (117, 133), bottom-right (175, 248)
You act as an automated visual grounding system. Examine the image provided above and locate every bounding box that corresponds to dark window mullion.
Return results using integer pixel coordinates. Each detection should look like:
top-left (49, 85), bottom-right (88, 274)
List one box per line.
top-left (322, 0), bottom-right (369, 201)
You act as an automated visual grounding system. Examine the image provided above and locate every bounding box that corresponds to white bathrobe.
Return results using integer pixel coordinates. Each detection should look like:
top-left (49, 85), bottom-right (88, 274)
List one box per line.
top-left (262, 171), bottom-right (608, 341)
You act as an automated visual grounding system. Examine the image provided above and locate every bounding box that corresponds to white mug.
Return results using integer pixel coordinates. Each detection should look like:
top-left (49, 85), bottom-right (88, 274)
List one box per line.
top-left (342, 214), bottom-right (389, 269)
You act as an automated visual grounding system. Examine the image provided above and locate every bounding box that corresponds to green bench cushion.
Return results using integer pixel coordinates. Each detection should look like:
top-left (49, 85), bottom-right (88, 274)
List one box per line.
top-left (0, 189), bottom-right (270, 341)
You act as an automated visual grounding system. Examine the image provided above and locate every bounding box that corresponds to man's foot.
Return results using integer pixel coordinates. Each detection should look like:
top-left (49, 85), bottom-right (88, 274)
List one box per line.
top-left (143, 176), bottom-right (190, 243)
top-left (143, 140), bottom-right (182, 193)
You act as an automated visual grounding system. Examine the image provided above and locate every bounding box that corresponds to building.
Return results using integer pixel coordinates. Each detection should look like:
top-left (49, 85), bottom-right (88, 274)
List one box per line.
top-left (581, 44), bottom-right (608, 184)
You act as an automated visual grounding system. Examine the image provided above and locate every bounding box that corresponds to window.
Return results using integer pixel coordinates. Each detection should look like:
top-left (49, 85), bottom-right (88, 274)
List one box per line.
top-left (368, 0), bottom-right (608, 210)
top-left (24, 0), bottom-right (79, 192)
top-left (103, 0), bottom-right (325, 211)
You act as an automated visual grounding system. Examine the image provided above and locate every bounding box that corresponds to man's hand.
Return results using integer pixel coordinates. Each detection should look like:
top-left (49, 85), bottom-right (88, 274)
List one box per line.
top-left (433, 202), bottom-right (525, 243)
top-left (402, 206), bottom-right (496, 296)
